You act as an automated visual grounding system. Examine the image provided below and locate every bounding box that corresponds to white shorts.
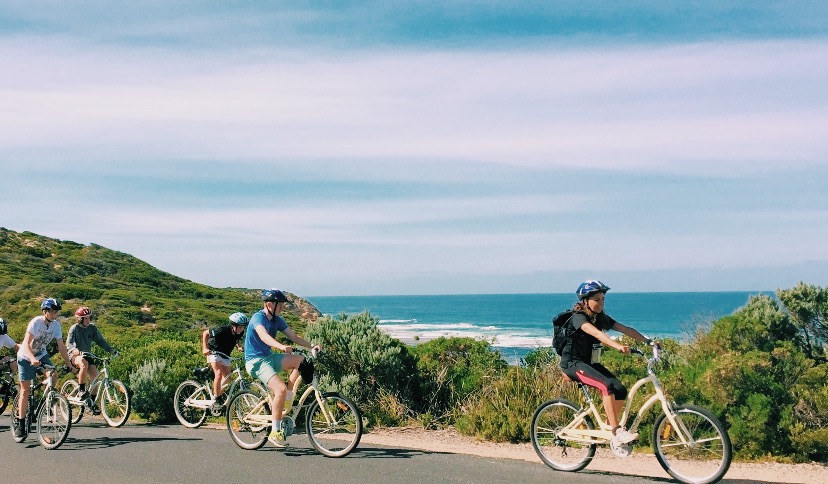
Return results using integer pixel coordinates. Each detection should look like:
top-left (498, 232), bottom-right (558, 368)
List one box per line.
top-left (207, 353), bottom-right (231, 367)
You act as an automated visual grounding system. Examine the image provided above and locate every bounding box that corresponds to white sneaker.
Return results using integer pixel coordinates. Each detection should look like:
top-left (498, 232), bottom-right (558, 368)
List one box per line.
top-left (612, 427), bottom-right (639, 445)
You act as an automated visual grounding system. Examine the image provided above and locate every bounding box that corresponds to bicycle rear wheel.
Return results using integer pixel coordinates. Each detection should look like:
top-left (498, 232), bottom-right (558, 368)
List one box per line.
top-left (101, 380), bottom-right (131, 427)
top-left (226, 390), bottom-right (270, 450)
top-left (531, 398), bottom-right (596, 472)
top-left (173, 380), bottom-right (208, 428)
top-left (653, 404), bottom-right (732, 484)
top-left (60, 379), bottom-right (85, 424)
top-left (37, 392), bottom-right (72, 449)
top-left (306, 392), bottom-right (362, 457)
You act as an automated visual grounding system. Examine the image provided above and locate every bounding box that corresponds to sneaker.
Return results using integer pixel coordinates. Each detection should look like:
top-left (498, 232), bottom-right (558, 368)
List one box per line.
top-left (612, 427), bottom-right (639, 445)
top-left (13, 418), bottom-right (25, 439)
top-left (268, 429), bottom-right (288, 448)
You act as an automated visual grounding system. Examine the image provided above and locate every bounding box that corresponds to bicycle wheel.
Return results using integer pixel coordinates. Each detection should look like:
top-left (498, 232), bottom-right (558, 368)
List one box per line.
top-left (173, 380), bottom-right (208, 428)
top-left (0, 380), bottom-right (15, 415)
top-left (101, 380), bottom-right (131, 427)
top-left (226, 390), bottom-right (269, 450)
top-left (10, 394), bottom-right (28, 443)
top-left (531, 398), bottom-right (596, 472)
top-left (36, 392), bottom-right (72, 449)
top-left (60, 379), bottom-right (85, 424)
top-left (653, 404), bottom-right (732, 484)
top-left (306, 392), bottom-right (362, 457)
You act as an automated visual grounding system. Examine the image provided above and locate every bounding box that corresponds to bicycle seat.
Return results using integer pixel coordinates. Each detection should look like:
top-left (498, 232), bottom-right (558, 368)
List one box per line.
top-left (193, 367), bottom-right (213, 379)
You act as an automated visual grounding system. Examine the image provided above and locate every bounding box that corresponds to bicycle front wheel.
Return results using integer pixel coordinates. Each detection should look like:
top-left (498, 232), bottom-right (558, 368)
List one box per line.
top-left (60, 379), bottom-right (85, 424)
top-left (226, 390), bottom-right (270, 450)
top-left (37, 392), bottom-right (72, 449)
top-left (306, 392), bottom-right (362, 457)
top-left (653, 404), bottom-right (732, 484)
top-left (101, 380), bottom-right (131, 427)
top-left (174, 380), bottom-right (208, 428)
top-left (531, 398), bottom-right (596, 472)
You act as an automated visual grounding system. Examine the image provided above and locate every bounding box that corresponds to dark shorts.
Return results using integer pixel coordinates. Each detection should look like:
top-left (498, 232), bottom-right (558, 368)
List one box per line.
top-left (561, 359), bottom-right (628, 400)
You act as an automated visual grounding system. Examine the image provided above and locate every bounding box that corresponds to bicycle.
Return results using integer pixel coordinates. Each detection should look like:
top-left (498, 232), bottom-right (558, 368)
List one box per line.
top-left (10, 363), bottom-right (72, 449)
top-left (0, 358), bottom-right (18, 415)
top-left (60, 352), bottom-right (131, 427)
top-left (531, 344), bottom-right (732, 484)
top-left (226, 348), bottom-right (363, 457)
top-left (174, 351), bottom-right (264, 428)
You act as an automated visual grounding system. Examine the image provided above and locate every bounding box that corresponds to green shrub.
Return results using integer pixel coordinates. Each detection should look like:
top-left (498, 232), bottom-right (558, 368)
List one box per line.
top-left (130, 359), bottom-right (174, 423)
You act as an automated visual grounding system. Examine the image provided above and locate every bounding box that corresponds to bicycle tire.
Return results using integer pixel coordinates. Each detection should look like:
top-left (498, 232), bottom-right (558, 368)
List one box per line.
top-left (653, 404), bottom-right (732, 484)
top-left (173, 380), bottom-right (208, 428)
top-left (226, 390), bottom-right (269, 450)
top-left (0, 380), bottom-right (15, 415)
top-left (37, 391), bottom-right (72, 449)
top-left (101, 380), bottom-right (131, 427)
top-left (60, 379), bottom-right (85, 424)
top-left (531, 398), bottom-right (596, 472)
top-left (10, 394), bottom-right (28, 443)
top-left (306, 392), bottom-right (362, 457)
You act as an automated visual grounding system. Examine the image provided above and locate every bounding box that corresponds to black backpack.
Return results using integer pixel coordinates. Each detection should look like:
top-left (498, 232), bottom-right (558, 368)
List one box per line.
top-left (552, 309), bottom-right (575, 356)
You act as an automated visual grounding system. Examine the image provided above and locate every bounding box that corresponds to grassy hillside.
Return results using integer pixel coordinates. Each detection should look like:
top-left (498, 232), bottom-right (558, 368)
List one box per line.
top-left (0, 227), bottom-right (317, 342)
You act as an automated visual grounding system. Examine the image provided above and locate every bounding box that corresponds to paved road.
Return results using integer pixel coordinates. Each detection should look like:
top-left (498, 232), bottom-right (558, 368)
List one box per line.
top-left (0, 419), bottom-right (658, 483)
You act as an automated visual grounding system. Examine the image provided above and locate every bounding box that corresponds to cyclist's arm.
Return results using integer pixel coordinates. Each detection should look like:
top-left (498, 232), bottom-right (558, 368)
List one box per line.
top-left (19, 331), bottom-right (40, 364)
top-left (580, 322), bottom-right (628, 353)
top-left (611, 322), bottom-right (649, 344)
top-left (282, 327), bottom-right (319, 351)
top-left (92, 326), bottom-right (116, 354)
top-left (201, 329), bottom-right (211, 356)
top-left (254, 324), bottom-right (291, 352)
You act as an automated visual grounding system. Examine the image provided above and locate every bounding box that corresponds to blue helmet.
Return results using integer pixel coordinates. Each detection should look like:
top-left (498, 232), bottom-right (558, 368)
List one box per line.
top-left (576, 280), bottom-right (610, 300)
top-left (41, 298), bottom-right (62, 311)
top-left (0, 318), bottom-right (6, 335)
top-left (229, 312), bottom-right (249, 326)
top-left (261, 289), bottom-right (288, 303)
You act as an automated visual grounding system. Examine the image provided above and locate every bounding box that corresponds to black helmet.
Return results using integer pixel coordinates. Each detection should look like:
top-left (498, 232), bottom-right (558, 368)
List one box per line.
top-left (261, 289), bottom-right (288, 303)
top-left (0, 318), bottom-right (7, 335)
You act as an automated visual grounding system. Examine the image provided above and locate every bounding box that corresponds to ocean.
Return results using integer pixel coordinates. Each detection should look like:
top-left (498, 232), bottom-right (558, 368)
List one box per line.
top-left (307, 292), bottom-right (771, 364)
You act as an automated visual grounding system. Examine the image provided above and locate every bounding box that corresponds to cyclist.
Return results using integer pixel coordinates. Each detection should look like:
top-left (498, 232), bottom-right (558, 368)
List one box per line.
top-left (558, 280), bottom-right (652, 448)
top-left (244, 289), bottom-right (320, 448)
top-left (0, 317), bottom-right (20, 373)
top-left (66, 306), bottom-right (118, 412)
top-left (201, 312), bottom-right (248, 407)
top-left (14, 298), bottom-right (76, 439)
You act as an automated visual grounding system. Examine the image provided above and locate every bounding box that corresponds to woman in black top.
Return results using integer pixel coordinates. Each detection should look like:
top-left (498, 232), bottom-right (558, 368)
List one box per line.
top-left (559, 280), bottom-right (651, 447)
top-left (202, 312), bottom-right (248, 405)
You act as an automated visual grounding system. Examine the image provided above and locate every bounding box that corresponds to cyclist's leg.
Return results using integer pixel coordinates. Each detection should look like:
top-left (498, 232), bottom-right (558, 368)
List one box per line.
top-left (73, 353), bottom-right (90, 389)
top-left (566, 360), bottom-right (624, 429)
top-left (591, 363), bottom-right (628, 427)
top-left (17, 358), bottom-right (38, 419)
top-left (207, 355), bottom-right (228, 399)
top-left (249, 353), bottom-right (287, 424)
top-left (86, 363), bottom-right (99, 385)
top-left (281, 354), bottom-right (303, 393)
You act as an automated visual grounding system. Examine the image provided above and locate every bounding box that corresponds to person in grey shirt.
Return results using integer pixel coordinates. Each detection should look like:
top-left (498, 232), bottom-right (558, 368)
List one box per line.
top-left (67, 306), bottom-right (117, 410)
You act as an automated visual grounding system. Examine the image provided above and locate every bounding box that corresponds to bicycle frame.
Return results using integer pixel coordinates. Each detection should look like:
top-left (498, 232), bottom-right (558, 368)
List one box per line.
top-left (183, 355), bottom-right (247, 410)
top-left (241, 373), bottom-right (333, 430)
top-left (557, 348), bottom-right (694, 447)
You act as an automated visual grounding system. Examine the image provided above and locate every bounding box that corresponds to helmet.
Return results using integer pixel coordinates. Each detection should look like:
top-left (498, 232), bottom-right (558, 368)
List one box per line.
top-left (261, 289), bottom-right (288, 303)
top-left (41, 298), bottom-right (62, 311)
top-left (576, 280), bottom-right (610, 300)
top-left (74, 306), bottom-right (92, 318)
top-left (229, 312), bottom-right (249, 326)
top-left (0, 318), bottom-right (6, 335)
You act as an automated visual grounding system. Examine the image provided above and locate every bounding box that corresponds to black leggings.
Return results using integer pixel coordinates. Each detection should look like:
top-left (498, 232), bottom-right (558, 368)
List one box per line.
top-left (561, 360), bottom-right (628, 400)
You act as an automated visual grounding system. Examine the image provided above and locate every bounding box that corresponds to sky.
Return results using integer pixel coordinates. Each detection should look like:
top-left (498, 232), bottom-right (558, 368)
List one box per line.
top-left (1, 2), bottom-right (827, 296)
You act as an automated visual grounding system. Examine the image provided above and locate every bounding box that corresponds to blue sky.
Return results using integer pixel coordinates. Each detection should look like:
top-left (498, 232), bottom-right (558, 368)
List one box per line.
top-left (1, 2), bottom-right (827, 296)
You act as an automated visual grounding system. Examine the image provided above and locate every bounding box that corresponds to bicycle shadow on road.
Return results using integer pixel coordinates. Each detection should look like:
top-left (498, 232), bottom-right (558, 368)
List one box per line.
top-left (246, 443), bottom-right (452, 460)
top-left (58, 434), bottom-right (201, 451)
top-left (578, 469), bottom-right (781, 484)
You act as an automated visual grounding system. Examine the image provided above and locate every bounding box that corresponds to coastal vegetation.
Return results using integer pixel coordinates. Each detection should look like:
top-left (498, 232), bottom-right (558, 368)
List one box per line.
top-left (1, 227), bottom-right (826, 462)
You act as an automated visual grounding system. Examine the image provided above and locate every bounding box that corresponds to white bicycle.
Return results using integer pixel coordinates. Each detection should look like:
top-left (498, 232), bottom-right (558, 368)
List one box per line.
top-left (174, 351), bottom-right (264, 428)
top-left (531, 344), bottom-right (732, 484)
top-left (61, 352), bottom-right (131, 427)
top-left (226, 348), bottom-right (363, 457)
